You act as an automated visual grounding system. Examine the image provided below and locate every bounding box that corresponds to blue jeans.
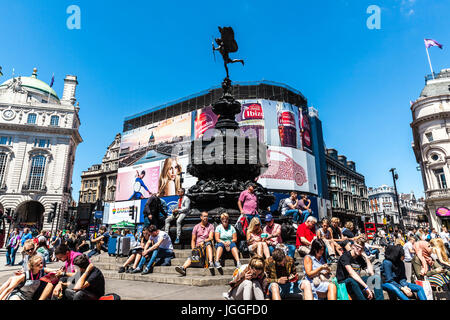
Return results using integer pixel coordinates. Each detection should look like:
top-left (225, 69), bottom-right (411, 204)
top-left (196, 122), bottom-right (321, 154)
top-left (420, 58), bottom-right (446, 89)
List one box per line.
top-left (6, 246), bottom-right (18, 265)
top-left (341, 276), bottom-right (384, 300)
top-left (382, 282), bottom-right (427, 300)
top-left (268, 244), bottom-right (296, 259)
top-left (284, 209), bottom-right (300, 223)
top-left (138, 248), bottom-right (173, 270)
top-left (301, 210), bottom-right (311, 224)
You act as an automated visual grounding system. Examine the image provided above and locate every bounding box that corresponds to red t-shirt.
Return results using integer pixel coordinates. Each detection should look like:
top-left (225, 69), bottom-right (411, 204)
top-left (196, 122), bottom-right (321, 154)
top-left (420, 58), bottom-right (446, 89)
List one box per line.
top-left (296, 223), bottom-right (316, 248)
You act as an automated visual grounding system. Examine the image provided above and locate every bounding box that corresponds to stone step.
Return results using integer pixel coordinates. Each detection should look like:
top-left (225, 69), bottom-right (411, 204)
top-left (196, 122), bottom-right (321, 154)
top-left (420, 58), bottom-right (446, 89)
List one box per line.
top-left (101, 270), bottom-right (231, 287)
top-left (96, 262), bottom-right (238, 276)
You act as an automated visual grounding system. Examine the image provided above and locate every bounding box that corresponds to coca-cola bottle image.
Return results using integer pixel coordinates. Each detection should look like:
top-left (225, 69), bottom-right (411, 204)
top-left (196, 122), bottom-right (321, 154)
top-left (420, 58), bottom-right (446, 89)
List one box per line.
top-left (277, 103), bottom-right (297, 148)
top-left (236, 102), bottom-right (265, 142)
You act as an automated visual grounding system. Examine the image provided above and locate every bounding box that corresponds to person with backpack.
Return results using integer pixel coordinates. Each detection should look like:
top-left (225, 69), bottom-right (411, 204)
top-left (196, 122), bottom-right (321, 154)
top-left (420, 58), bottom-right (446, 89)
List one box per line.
top-left (175, 211), bottom-right (215, 276)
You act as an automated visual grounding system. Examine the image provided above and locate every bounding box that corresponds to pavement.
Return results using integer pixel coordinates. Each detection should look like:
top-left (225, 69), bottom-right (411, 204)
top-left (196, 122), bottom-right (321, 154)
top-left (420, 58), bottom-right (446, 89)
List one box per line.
top-left (0, 248), bottom-right (228, 300)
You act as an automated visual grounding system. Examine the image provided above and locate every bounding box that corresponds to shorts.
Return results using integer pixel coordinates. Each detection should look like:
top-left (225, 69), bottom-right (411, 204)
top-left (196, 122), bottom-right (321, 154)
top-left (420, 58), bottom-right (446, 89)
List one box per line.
top-left (268, 282), bottom-right (300, 298)
top-left (129, 248), bottom-right (143, 256)
top-left (215, 242), bottom-right (237, 250)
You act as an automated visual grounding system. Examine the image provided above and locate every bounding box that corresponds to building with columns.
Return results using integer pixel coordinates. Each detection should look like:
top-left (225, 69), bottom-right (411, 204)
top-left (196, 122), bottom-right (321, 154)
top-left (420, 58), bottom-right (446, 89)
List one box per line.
top-left (411, 68), bottom-right (450, 230)
top-left (0, 68), bottom-right (82, 233)
top-left (325, 148), bottom-right (370, 229)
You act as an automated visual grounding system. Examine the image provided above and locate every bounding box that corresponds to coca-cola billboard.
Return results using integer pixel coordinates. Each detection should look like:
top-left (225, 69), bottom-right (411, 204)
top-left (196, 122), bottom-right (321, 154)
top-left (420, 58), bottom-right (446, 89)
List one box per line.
top-left (194, 106), bottom-right (218, 139)
top-left (300, 111), bottom-right (312, 153)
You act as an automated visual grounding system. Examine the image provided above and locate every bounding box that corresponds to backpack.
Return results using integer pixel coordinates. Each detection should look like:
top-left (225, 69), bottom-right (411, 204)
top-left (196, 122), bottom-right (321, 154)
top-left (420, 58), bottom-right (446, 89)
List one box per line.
top-left (99, 293), bottom-right (121, 300)
top-left (235, 215), bottom-right (249, 240)
top-left (190, 245), bottom-right (206, 268)
top-left (277, 198), bottom-right (286, 215)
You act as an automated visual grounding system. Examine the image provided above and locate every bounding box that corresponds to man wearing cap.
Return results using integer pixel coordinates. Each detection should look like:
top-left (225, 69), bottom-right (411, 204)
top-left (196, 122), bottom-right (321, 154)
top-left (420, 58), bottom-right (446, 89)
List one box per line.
top-left (237, 183), bottom-right (260, 224)
top-left (263, 214), bottom-right (296, 259)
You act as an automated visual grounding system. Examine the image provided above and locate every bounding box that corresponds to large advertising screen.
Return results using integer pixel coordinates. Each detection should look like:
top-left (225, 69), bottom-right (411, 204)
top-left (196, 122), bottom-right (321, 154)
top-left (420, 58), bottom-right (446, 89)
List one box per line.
top-left (257, 146), bottom-right (317, 193)
top-left (103, 200), bottom-right (144, 225)
top-left (117, 99), bottom-right (316, 196)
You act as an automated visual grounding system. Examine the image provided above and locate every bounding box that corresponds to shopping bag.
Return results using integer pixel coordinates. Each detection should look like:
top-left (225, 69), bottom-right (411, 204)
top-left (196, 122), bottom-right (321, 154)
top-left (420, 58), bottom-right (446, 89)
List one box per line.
top-left (415, 277), bottom-right (434, 300)
top-left (332, 277), bottom-right (350, 300)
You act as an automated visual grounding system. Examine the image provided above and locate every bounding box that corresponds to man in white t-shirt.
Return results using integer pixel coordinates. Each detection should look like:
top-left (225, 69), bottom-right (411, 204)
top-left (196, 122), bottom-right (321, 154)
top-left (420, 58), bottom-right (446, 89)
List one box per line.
top-left (132, 225), bottom-right (174, 275)
top-left (281, 191), bottom-right (301, 224)
top-left (403, 236), bottom-right (415, 283)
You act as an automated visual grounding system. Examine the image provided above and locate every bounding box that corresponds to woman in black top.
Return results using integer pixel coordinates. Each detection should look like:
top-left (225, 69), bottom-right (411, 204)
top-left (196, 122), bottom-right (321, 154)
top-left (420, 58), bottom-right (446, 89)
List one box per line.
top-left (330, 217), bottom-right (349, 255)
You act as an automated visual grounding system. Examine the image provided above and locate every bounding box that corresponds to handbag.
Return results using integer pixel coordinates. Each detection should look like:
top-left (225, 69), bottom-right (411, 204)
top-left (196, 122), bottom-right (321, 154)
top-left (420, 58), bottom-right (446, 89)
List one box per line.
top-left (415, 276), bottom-right (434, 300)
top-left (190, 245), bottom-right (206, 268)
top-left (332, 277), bottom-right (350, 300)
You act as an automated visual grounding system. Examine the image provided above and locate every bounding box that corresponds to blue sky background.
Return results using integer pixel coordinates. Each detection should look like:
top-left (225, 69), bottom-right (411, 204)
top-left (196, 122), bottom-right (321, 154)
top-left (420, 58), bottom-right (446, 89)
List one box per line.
top-left (0, 0), bottom-right (449, 200)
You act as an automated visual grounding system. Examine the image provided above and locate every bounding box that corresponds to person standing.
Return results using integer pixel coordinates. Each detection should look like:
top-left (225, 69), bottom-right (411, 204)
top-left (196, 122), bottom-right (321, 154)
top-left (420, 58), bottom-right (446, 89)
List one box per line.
top-left (164, 188), bottom-right (190, 245)
top-left (403, 236), bottom-right (415, 283)
top-left (19, 228), bottom-right (33, 265)
top-left (237, 183), bottom-right (259, 224)
top-left (5, 228), bottom-right (21, 266)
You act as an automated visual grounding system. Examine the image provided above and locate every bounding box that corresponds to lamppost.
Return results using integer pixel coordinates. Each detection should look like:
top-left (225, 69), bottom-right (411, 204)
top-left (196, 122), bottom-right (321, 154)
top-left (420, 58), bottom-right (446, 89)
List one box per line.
top-left (389, 168), bottom-right (405, 232)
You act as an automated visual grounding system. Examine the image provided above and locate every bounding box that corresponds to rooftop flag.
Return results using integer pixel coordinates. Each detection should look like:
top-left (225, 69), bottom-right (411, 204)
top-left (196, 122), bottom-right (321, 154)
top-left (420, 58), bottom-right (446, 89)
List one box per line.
top-left (424, 38), bottom-right (443, 49)
top-left (50, 73), bottom-right (55, 87)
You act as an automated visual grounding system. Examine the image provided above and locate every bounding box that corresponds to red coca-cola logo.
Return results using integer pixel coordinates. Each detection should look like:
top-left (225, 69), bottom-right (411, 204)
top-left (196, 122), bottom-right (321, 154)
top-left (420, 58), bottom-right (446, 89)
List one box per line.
top-left (242, 103), bottom-right (263, 120)
top-left (278, 112), bottom-right (295, 127)
top-left (195, 112), bottom-right (214, 136)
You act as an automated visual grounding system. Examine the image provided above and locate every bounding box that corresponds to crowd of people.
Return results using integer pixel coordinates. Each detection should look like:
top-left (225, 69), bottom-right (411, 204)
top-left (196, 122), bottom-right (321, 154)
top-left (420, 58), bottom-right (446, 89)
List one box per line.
top-left (1, 228), bottom-right (108, 300)
top-left (2, 185), bottom-right (449, 301)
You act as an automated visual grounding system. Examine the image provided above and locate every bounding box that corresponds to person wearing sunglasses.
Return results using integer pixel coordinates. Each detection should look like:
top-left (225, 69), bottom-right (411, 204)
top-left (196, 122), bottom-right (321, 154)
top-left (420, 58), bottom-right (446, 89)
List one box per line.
top-left (335, 237), bottom-right (384, 300)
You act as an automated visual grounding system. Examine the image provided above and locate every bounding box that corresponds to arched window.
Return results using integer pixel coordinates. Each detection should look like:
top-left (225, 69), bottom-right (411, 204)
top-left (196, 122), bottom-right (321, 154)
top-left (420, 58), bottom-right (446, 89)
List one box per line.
top-left (27, 113), bottom-right (37, 124)
top-left (50, 115), bottom-right (59, 126)
top-left (28, 155), bottom-right (46, 190)
top-left (0, 152), bottom-right (8, 186)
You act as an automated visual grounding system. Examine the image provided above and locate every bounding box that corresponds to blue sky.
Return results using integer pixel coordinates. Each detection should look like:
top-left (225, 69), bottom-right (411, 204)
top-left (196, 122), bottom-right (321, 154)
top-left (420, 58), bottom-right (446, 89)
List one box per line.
top-left (0, 0), bottom-right (449, 200)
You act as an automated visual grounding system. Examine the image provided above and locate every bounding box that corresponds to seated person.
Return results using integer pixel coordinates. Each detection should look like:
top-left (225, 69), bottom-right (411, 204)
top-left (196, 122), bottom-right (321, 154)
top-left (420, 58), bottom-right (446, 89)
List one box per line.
top-left (164, 188), bottom-right (190, 244)
top-left (280, 191), bottom-right (301, 224)
top-left (118, 227), bottom-right (150, 273)
top-left (335, 238), bottom-right (384, 300)
top-left (303, 239), bottom-right (337, 300)
top-left (430, 238), bottom-right (450, 270)
top-left (64, 254), bottom-right (105, 300)
top-left (246, 217), bottom-right (270, 259)
top-left (131, 225), bottom-right (174, 275)
top-left (412, 240), bottom-right (450, 290)
top-left (296, 216), bottom-right (317, 256)
top-left (224, 255), bottom-right (267, 300)
top-left (214, 212), bottom-right (241, 269)
top-left (75, 230), bottom-right (90, 253)
top-left (265, 248), bottom-right (313, 300)
top-left (381, 245), bottom-right (426, 300)
top-left (316, 218), bottom-right (339, 263)
top-left (175, 211), bottom-right (215, 276)
top-left (36, 236), bottom-right (50, 263)
top-left (263, 214), bottom-right (295, 259)
top-left (87, 226), bottom-right (110, 258)
top-left (329, 218), bottom-right (350, 254)
top-left (341, 222), bottom-right (364, 247)
top-left (0, 255), bottom-right (55, 300)
top-left (298, 194), bottom-right (312, 224)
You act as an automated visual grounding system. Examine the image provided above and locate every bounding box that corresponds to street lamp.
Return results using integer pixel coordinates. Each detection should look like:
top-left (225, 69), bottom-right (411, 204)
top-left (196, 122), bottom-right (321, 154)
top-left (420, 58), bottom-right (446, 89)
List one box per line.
top-left (389, 168), bottom-right (405, 232)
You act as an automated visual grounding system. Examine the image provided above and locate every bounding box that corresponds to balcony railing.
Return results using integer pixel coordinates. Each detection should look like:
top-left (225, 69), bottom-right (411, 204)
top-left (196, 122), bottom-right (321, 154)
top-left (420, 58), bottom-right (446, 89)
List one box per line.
top-left (426, 188), bottom-right (450, 200)
top-left (22, 184), bottom-right (47, 193)
top-left (425, 70), bottom-right (450, 84)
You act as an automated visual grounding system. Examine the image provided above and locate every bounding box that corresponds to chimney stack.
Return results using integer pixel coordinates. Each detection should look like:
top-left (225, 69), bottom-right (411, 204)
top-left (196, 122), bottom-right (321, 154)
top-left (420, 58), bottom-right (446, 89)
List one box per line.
top-left (62, 75), bottom-right (78, 105)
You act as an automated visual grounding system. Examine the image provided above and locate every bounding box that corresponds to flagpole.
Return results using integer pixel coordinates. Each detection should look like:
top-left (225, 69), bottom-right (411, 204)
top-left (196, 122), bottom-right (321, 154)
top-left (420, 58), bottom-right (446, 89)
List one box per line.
top-left (425, 46), bottom-right (435, 79)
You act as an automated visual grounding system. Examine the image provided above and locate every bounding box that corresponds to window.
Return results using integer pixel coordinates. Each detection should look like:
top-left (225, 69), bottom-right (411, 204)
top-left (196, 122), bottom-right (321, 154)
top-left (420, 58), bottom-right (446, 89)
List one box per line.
top-left (425, 132), bottom-right (433, 142)
top-left (50, 115), bottom-right (59, 126)
top-left (93, 191), bottom-right (97, 200)
top-left (27, 113), bottom-right (37, 124)
top-left (342, 180), bottom-right (347, 191)
top-left (0, 153), bottom-right (7, 185)
top-left (28, 155), bottom-right (46, 190)
top-left (431, 154), bottom-right (439, 161)
top-left (330, 176), bottom-right (336, 187)
top-left (351, 185), bottom-right (356, 194)
top-left (38, 139), bottom-right (46, 148)
top-left (0, 136), bottom-right (11, 145)
top-left (332, 193), bottom-right (338, 208)
top-left (434, 168), bottom-right (448, 189)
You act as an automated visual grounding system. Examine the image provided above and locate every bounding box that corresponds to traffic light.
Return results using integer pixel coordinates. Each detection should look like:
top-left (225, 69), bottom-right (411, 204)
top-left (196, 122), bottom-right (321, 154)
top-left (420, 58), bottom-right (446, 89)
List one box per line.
top-left (129, 206), bottom-right (135, 220)
top-left (5, 208), bottom-right (11, 223)
top-left (47, 202), bottom-right (58, 223)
